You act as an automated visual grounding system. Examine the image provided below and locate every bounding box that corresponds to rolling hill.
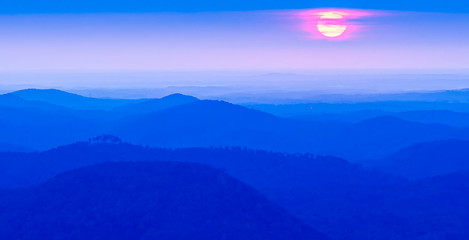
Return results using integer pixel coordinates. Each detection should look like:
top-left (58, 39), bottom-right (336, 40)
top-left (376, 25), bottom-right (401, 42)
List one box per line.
top-left (112, 104), bottom-right (468, 160)
top-left (0, 161), bottom-right (327, 240)
top-left (2, 141), bottom-right (469, 239)
top-left (111, 100), bottom-right (334, 153)
top-left (327, 116), bottom-right (464, 160)
top-left (11, 89), bottom-right (199, 113)
top-left (11, 88), bottom-right (137, 110)
top-left (282, 110), bottom-right (469, 128)
top-left (2, 89), bottom-right (469, 160)
top-left (371, 139), bottom-right (469, 179)
top-left (0, 93), bottom-right (66, 110)
top-left (247, 101), bottom-right (469, 119)
top-left (392, 110), bottom-right (469, 127)
top-left (0, 106), bottom-right (103, 150)
top-left (112, 93), bottom-right (199, 115)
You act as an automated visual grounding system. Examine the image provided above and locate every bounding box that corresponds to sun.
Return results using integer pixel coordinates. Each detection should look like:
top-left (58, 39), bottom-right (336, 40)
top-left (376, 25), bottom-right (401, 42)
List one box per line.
top-left (317, 12), bottom-right (347, 38)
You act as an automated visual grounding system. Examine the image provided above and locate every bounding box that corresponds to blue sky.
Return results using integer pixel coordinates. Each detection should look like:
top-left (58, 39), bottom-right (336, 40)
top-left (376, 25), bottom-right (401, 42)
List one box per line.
top-left (1, 0), bottom-right (469, 13)
top-left (0, 0), bottom-right (468, 93)
top-left (1, 10), bottom-right (467, 72)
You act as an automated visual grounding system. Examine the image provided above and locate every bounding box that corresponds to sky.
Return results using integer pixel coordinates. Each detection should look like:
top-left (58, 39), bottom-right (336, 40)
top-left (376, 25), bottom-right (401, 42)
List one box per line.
top-left (1, 0), bottom-right (469, 13)
top-left (0, 0), bottom-right (468, 93)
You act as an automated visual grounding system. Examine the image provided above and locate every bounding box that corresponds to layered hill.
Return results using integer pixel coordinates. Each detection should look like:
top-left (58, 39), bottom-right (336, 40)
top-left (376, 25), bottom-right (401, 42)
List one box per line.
top-left (281, 110), bottom-right (469, 128)
top-left (2, 141), bottom-right (469, 239)
top-left (329, 116), bottom-right (462, 159)
top-left (247, 101), bottom-right (469, 118)
top-left (112, 105), bottom-right (467, 160)
top-left (11, 89), bottom-right (199, 112)
top-left (371, 139), bottom-right (469, 179)
top-left (0, 93), bottom-right (66, 110)
top-left (113, 93), bottom-right (199, 115)
top-left (0, 106), bottom-right (101, 150)
top-left (11, 89), bottom-right (136, 110)
top-left (2, 89), bottom-right (469, 160)
top-left (111, 100), bottom-right (330, 153)
top-left (0, 161), bottom-right (327, 240)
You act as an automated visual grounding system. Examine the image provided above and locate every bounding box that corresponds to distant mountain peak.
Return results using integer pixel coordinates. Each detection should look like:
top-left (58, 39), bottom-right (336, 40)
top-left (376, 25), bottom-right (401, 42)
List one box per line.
top-left (161, 93), bottom-right (199, 101)
top-left (156, 99), bottom-right (274, 117)
top-left (112, 93), bottom-right (200, 114)
top-left (13, 88), bottom-right (84, 98)
top-left (11, 88), bottom-right (136, 110)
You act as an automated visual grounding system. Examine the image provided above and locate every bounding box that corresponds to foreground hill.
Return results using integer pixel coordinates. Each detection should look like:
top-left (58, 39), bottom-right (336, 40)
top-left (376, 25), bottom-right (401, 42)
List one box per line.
top-left (2, 141), bottom-right (469, 239)
top-left (0, 161), bottom-right (326, 240)
top-left (371, 139), bottom-right (469, 179)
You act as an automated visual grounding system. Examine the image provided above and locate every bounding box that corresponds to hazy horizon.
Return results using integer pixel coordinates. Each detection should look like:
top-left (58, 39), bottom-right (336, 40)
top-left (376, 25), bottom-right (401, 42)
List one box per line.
top-left (2, 7), bottom-right (468, 98)
top-left (1, 69), bottom-right (469, 102)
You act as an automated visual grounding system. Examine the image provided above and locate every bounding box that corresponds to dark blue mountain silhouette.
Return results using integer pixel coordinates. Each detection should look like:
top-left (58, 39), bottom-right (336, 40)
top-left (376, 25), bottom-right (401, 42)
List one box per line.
top-left (0, 91), bottom-right (198, 150)
top-left (111, 100), bottom-right (330, 152)
top-left (391, 110), bottom-right (469, 127)
top-left (248, 101), bottom-right (469, 119)
top-left (2, 91), bottom-right (469, 159)
top-left (11, 89), bottom-right (199, 113)
top-left (285, 110), bottom-right (469, 128)
top-left (2, 89), bottom-right (469, 160)
top-left (0, 106), bottom-right (102, 150)
top-left (113, 93), bottom-right (199, 115)
top-left (371, 139), bottom-right (469, 179)
top-left (11, 88), bottom-right (137, 110)
top-left (113, 104), bottom-right (467, 160)
top-left (0, 92), bottom-right (66, 110)
top-left (3, 88), bottom-right (469, 239)
top-left (1, 140), bottom-right (469, 239)
top-left (243, 88), bottom-right (469, 104)
top-left (287, 109), bottom-right (389, 123)
top-left (0, 142), bottom-right (30, 152)
top-left (329, 116), bottom-right (463, 159)
top-left (0, 161), bottom-right (327, 240)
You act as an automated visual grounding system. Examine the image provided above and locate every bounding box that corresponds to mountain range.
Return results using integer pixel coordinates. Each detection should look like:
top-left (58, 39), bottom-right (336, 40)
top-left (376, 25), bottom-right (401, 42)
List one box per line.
top-left (370, 139), bottom-right (469, 179)
top-left (2, 87), bottom-right (469, 239)
top-left (1, 140), bottom-right (469, 239)
top-left (2, 89), bottom-right (469, 161)
top-left (0, 161), bottom-right (327, 240)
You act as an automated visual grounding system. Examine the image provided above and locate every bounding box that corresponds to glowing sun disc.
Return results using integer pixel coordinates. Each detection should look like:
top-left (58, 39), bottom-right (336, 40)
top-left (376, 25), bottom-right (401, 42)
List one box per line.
top-left (317, 12), bottom-right (347, 38)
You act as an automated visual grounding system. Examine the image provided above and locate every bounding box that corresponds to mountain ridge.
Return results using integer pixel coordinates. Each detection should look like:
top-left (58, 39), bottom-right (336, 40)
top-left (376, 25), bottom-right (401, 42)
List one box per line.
top-left (1, 141), bottom-right (469, 239)
top-left (371, 139), bottom-right (469, 179)
top-left (0, 161), bottom-right (328, 240)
